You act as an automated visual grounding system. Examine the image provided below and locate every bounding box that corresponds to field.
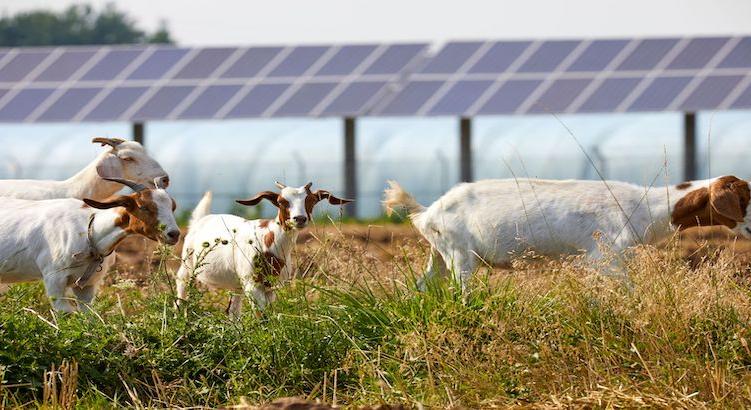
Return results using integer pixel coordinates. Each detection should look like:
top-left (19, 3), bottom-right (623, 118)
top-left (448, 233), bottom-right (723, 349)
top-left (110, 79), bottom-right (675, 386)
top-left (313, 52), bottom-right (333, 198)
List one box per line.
top-left (2, 223), bottom-right (751, 408)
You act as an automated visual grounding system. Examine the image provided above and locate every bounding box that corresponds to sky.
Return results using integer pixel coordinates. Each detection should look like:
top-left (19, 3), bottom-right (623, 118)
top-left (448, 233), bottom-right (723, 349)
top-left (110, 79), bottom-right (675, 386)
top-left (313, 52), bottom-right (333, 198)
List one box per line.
top-left (2, 0), bottom-right (751, 46)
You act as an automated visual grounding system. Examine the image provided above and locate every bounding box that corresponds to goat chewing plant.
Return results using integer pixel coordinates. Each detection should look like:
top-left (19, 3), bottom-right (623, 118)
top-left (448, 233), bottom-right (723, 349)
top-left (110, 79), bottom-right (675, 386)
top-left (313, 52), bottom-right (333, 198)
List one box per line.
top-left (1, 227), bottom-right (751, 408)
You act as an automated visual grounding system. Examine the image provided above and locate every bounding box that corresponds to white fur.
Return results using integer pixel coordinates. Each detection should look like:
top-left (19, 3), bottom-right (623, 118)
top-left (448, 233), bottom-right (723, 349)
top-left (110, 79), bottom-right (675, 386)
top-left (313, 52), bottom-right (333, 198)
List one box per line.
top-left (177, 186), bottom-right (317, 314)
top-left (0, 140), bottom-right (168, 201)
top-left (384, 177), bottom-right (751, 290)
top-left (0, 189), bottom-right (179, 312)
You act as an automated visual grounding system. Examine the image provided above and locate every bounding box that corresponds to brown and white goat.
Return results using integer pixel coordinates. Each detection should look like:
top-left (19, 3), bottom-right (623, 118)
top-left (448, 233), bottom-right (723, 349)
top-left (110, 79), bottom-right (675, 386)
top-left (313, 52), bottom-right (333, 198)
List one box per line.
top-left (176, 182), bottom-right (351, 314)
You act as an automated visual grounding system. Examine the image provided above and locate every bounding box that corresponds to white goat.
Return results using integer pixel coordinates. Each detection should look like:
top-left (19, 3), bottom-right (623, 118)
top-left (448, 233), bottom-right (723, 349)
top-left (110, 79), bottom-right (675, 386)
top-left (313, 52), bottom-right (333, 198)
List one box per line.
top-left (0, 137), bottom-right (169, 201)
top-left (177, 182), bottom-right (351, 314)
top-left (0, 178), bottom-right (180, 312)
top-left (384, 176), bottom-right (751, 290)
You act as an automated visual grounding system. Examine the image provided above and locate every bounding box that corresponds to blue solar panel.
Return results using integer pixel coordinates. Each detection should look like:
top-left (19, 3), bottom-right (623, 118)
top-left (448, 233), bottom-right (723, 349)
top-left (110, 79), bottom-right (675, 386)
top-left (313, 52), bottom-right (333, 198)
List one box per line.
top-left (0, 88), bottom-right (55, 121)
top-left (0, 52), bottom-right (49, 82)
top-left (220, 47), bottom-right (282, 79)
top-left (316, 45), bottom-right (377, 76)
top-left (667, 37), bottom-right (728, 70)
top-left (173, 48), bottom-right (235, 79)
top-left (617, 39), bottom-right (678, 71)
top-left (477, 80), bottom-right (542, 114)
top-left (321, 81), bottom-right (386, 115)
top-left (628, 76), bottom-right (691, 111)
top-left (377, 81), bottom-right (442, 115)
top-left (363, 44), bottom-right (425, 75)
top-left (467, 41), bottom-right (530, 74)
top-left (268, 46), bottom-right (328, 77)
top-left (517, 41), bottom-right (579, 73)
top-left (274, 83), bottom-right (337, 116)
top-left (567, 40), bottom-right (628, 72)
top-left (178, 85), bottom-right (242, 119)
top-left (730, 82), bottom-right (751, 109)
top-left (133, 86), bottom-right (194, 120)
top-left (579, 77), bottom-right (640, 112)
top-left (429, 80), bottom-right (492, 115)
top-left (420, 42), bottom-right (483, 74)
top-left (81, 49), bottom-right (144, 81)
top-left (225, 83), bottom-right (290, 118)
top-left (679, 75), bottom-right (743, 110)
top-left (127, 48), bottom-right (189, 80)
top-left (37, 87), bottom-right (100, 121)
top-left (718, 37), bottom-right (751, 68)
top-left (84, 86), bottom-right (147, 121)
top-left (527, 79), bottom-right (590, 113)
top-left (34, 50), bottom-right (96, 82)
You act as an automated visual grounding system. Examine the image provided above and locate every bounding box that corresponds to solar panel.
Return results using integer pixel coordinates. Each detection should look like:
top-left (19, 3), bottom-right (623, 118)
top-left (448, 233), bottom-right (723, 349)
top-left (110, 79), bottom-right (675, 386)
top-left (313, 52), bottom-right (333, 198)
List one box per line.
top-left (81, 49), bottom-right (144, 81)
top-left (420, 42), bottom-right (483, 74)
top-left (628, 76), bottom-right (692, 111)
top-left (178, 85), bottom-right (242, 119)
top-left (316, 45), bottom-right (377, 76)
top-left (0, 51), bottom-right (50, 82)
top-left (468, 42), bottom-right (531, 74)
top-left (527, 79), bottom-right (590, 113)
top-left (84, 87), bottom-right (148, 121)
top-left (428, 80), bottom-right (492, 115)
top-left (567, 40), bottom-right (628, 72)
top-left (173, 48), bottom-right (235, 79)
top-left (517, 41), bottom-right (579, 73)
top-left (34, 50), bottom-right (96, 82)
top-left (616, 39), bottom-right (678, 71)
top-left (0, 37), bottom-right (746, 122)
top-left (127, 48), bottom-right (189, 80)
top-left (0, 88), bottom-right (54, 121)
top-left (37, 87), bottom-right (100, 121)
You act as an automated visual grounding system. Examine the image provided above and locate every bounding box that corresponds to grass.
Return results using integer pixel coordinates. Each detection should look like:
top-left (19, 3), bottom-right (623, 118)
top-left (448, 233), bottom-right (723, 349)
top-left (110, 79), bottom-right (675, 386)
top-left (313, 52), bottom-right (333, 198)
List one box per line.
top-left (1, 228), bottom-right (751, 408)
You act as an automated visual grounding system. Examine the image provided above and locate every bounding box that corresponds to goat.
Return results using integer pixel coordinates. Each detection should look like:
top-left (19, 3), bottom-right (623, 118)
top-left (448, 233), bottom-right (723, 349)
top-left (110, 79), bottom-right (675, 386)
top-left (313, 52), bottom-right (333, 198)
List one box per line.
top-left (0, 137), bottom-right (169, 201)
top-left (0, 178), bottom-right (180, 312)
top-left (383, 176), bottom-right (751, 291)
top-left (177, 182), bottom-right (352, 314)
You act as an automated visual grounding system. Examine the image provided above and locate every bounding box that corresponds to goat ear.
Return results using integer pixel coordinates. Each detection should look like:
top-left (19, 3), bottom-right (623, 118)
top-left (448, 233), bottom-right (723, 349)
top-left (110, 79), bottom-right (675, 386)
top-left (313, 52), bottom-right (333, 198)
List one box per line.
top-left (92, 137), bottom-right (125, 148)
top-left (672, 187), bottom-right (709, 227)
top-left (96, 152), bottom-right (124, 179)
top-left (83, 195), bottom-right (136, 210)
top-left (710, 179), bottom-right (746, 222)
top-left (236, 191), bottom-right (280, 207)
top-left (312, 190), bottom-right (353, 205)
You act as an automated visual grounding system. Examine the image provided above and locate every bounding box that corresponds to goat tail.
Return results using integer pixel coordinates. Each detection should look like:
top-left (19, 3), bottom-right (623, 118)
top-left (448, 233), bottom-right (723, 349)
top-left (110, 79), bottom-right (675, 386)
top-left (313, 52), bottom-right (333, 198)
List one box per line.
top-left (190, 191), bottom-right (213, 226)
top-left (383, 180), bottom-right (425, 218)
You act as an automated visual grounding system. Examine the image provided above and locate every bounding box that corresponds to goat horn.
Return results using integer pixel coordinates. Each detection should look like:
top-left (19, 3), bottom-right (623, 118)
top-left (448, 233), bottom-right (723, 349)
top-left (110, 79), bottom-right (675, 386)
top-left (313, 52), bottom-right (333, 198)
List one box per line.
top-left (275, 181), bottom-right (287, 189)
top-left (304, 182), bottom-right (313, 191)
top-left (92, 137), bottom-right (125, 148)
top-left (103, 177), bottom-right (147, 192)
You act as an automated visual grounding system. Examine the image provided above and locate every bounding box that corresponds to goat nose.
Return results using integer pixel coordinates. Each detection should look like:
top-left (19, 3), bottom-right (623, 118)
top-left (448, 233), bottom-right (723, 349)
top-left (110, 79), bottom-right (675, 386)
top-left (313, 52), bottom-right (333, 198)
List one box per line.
top-left (166, 229), bottom-right (180, 242)
top-left (294, 216), bottom-right (307, 224)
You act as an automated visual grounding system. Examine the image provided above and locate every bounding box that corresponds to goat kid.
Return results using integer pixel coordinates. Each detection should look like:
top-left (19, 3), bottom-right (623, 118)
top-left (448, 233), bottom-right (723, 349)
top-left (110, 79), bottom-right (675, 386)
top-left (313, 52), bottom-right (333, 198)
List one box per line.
top-left (0, 178), bottom-right (180, 312)
top-left (384, 176), bottom-right (751, 291)
top-left (0, 137), bottom-right (169, 201)
top-left (177, 182), bottom-right (351, 314)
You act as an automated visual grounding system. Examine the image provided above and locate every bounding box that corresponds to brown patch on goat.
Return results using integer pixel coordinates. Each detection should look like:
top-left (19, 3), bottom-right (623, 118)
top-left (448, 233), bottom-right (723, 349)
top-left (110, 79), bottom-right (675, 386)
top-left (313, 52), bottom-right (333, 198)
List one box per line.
top-left (276, 197), bottom-right (291, 228)
top-left (676, 181), bottom-right (692, 190)
top-left (252, 252), bottom-right (284, 287)
top-left (259, 219), bottom-right (270, 228)
top-left (264, 231), bottom-right (275, 248)
top-left (672, 176), bottom-right (750, 230)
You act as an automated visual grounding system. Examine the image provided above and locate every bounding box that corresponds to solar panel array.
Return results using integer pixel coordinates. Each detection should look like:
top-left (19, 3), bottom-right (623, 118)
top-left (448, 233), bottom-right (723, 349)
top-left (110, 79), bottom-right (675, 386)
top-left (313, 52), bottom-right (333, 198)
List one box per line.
top-left (372, 36), bottom-right (751, 116)
top-left (0, 36), bottom-right (749, 122)
top-left (0, 43), bottom-right (428, 122)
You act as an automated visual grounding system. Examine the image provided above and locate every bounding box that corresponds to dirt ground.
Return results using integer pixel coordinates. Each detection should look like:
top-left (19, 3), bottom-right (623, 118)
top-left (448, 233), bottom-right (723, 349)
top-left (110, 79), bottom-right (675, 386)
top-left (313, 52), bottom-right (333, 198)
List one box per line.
top-left (112, 223), bottom-right (751, 285)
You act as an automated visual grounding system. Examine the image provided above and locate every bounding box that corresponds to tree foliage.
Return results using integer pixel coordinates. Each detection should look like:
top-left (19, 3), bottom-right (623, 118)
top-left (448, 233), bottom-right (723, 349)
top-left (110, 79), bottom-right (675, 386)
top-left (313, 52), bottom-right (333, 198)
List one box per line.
top-left (0, 3), bottom-right (173, 47)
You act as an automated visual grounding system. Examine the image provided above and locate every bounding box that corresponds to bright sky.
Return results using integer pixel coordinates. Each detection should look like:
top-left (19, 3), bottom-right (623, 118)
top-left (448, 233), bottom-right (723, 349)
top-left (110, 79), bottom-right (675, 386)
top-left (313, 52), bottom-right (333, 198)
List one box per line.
top-left (2, 0), bottom-right (750, 46)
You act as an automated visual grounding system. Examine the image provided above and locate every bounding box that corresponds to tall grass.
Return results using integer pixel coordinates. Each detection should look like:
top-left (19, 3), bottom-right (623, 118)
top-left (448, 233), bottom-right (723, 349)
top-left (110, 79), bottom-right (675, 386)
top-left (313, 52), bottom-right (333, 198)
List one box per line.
top-left (1, 232), bottom-right (751, 408)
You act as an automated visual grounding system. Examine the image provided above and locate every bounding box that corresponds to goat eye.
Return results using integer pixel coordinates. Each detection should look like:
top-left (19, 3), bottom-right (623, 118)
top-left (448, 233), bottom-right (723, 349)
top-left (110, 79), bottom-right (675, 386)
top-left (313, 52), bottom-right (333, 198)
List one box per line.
top-left (121, 156), bottom-right (135, 162)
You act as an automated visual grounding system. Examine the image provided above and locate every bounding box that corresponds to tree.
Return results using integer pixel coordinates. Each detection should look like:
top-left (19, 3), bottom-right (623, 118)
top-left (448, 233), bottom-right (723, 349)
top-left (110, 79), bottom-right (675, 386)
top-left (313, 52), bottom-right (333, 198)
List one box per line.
top-left (0, 3), bottom-right (174, 46)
